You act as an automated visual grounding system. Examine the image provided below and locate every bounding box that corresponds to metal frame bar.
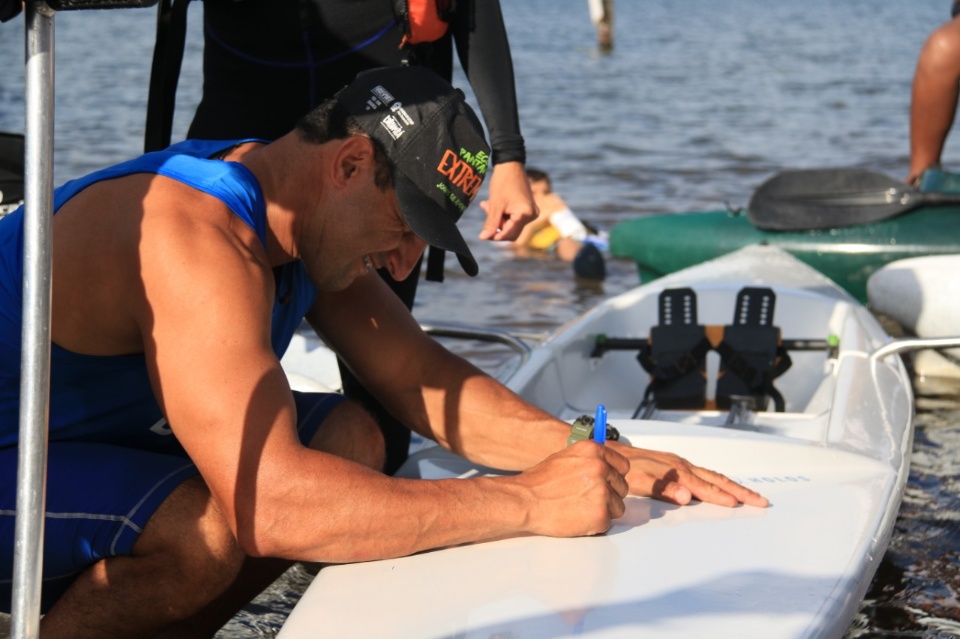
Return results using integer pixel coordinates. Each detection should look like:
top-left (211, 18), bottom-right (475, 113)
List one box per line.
top-left (420, 322), bottom-right (536, 382)
top-left (12, 3), bottom-right (55, 637)
top-left (870, 336), bottom-right (960, 362)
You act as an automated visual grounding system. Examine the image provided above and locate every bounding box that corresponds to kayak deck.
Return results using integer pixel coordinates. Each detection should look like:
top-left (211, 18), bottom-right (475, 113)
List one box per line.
top-left (279, 420), bottom-right (907, 639)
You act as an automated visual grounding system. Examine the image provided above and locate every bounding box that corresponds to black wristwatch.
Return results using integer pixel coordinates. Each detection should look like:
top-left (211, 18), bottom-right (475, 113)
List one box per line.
top-left (566, 414), bottom-right (620, 446)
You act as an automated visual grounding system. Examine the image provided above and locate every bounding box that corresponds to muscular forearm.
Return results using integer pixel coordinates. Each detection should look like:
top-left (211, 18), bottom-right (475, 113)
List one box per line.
top-left (242, 436), bottom-right (625, 563)
top-left (409, 344), bottom-right (571, 469)
top-left (249, 450), bottom-right (521, 561)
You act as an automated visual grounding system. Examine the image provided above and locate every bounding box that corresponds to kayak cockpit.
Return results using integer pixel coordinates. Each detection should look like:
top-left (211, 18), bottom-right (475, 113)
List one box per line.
top-left (507, 278), bottom-right (912, 453)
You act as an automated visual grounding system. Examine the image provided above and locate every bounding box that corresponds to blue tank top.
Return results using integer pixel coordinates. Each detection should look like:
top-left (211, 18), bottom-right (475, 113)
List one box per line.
top-left (0, 139), bottom-right (318, 449)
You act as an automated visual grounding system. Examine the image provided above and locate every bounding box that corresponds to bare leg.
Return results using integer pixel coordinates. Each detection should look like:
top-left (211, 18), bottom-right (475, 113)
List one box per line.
top-left (39, 399), bottom-right (386, 638)
top-left (155, 399), bottom-right (387, 638)
top-left (307, 399), bottom-right (386, 472)
top-left (40, 475), bottom-right (245, 639)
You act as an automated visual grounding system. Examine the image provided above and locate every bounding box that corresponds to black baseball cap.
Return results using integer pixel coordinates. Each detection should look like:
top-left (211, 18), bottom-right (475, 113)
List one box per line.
top-left (335, 66), bottom-right (491, 277)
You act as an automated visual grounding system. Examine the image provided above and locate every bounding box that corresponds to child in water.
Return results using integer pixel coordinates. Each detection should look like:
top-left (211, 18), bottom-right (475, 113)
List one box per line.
top-left (513, 168), bottom-right (608, 279)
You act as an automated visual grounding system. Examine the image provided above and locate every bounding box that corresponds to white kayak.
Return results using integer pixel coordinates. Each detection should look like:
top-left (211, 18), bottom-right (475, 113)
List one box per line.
top-left (867, 253), bottom-right (960, 375)
top-left (280, 328), bottom-right (342, 393)
top-left (278, 245), bottom-right (917, 639)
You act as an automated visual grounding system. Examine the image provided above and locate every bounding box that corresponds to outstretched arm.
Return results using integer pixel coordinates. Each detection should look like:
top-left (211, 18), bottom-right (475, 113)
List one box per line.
top-left (909, 18), bottom-right (960, 184)
top-left (450, 0), bottom-right (537, 240)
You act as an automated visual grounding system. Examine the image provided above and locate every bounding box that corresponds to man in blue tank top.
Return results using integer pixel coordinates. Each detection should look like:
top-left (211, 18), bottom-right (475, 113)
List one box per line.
top-left (0, 66), bottom-right (767, 637)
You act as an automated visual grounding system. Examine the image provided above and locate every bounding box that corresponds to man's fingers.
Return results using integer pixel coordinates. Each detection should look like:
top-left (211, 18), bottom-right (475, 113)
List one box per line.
top-left (607, 491), bottom-right (627, 520)
top-left (477, 206), bottom-right (524, 241)
top-left (521, 442), bottom-right (632, 537)
top-left (494, 218), bottom-right (523, 241)
top-left (686, 465), bottom-right (770, 508)
top-left (620, 445), bottom-right (770, 508)
top-left (646, 474), bottom-right (694, 506)
top-left (599, 446), bottom-right (631, 484)
top-left (606, 466), bottom-right (629, 500)
top-left (477, 205), bottom-right (499, 240)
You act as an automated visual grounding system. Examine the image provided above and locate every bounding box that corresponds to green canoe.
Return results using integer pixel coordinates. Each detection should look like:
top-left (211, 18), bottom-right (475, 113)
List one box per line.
top-left (610, 169), bottom-right (960, 303)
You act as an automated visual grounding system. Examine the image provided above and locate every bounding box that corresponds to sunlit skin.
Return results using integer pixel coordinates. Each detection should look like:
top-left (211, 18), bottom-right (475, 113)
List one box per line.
top-left (908, 15), bottom-right (960, 184)
top-left (299, 183), bottom-right (426, 293)
top-left (478, 160), bottom-right (538, 241)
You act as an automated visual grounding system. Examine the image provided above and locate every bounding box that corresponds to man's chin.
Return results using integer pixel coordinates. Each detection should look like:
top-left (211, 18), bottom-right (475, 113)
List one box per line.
top-left (315, 271), bottom-right (373, 293)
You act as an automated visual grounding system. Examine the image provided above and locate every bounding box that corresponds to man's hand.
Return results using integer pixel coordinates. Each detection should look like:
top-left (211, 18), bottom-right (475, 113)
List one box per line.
top-left (612, 442), bottom-right (770, 508)
top-left (478, 161), bottom-right (537, 241)
top-left (514, 441), bottom-right (630, 537)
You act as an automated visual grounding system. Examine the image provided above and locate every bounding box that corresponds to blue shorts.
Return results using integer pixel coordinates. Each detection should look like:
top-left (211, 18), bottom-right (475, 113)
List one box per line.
top-left (0, 391), bottom-right (345, 613)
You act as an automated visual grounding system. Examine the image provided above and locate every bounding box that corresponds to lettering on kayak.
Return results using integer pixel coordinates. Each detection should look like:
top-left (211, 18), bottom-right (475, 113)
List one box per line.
top-left (731, 475), bottom-right (812, 484)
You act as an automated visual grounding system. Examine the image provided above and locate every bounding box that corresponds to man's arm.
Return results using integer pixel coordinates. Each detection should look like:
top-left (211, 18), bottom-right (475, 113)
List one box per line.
top-left (137, 190), bottom-right (629, 563)
top-left (909, 18), bottom-right (960, 184)
top-left (449, 0), bottom-right (537, 240)
top-left (309, 274), bottom-right (768, 508)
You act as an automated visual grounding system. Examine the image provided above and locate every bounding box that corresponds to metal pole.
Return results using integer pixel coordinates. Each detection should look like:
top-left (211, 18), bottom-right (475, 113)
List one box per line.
top-left (870, 336), bottom-right (960, 362)
top-left (12, 3), bottom-right (55, 637)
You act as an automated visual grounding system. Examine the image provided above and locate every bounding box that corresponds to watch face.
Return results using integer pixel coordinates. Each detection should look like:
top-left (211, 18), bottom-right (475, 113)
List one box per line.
top-left (566, 415), bottom-right (620, 446)
top-left (566, 415), bottom-right (596, 446)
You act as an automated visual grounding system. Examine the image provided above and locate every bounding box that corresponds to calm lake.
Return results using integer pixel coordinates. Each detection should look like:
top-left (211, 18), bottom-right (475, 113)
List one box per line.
top-left (1, 0), bottom-right (958, 636)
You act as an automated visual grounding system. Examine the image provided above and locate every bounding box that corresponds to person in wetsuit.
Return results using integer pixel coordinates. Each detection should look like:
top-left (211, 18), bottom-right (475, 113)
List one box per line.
top-left (0, 66), bottom-right (766, 638)
top-left (188, 0), bottom-right (536, 473)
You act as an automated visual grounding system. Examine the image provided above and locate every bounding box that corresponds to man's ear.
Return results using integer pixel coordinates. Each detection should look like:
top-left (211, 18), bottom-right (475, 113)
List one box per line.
top-left (333, 135), bottom-right (376, 186)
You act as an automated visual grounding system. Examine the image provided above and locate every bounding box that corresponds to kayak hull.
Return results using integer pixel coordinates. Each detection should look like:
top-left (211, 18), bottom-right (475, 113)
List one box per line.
top-left (868, 253), bottom-right (960, 369)
top-left (610, 207), bottom-right (960, 303)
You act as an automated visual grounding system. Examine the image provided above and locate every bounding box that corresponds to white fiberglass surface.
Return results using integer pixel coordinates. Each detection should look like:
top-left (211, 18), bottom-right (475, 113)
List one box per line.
top-left (281, 422), bottom-right (903, 639)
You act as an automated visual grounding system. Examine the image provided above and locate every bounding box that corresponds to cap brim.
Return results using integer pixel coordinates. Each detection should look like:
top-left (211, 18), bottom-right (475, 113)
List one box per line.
top-left (394, 172), bottom-right (479, 277)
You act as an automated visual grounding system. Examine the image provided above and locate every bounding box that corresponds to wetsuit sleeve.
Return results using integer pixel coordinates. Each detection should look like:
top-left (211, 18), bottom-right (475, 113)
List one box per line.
top-left (450, 0), bottom-right (526, 166)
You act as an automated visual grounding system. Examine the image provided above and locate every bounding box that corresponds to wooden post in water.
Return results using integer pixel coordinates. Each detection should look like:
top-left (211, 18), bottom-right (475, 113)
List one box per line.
top-left (588, 0), bottom-right (613, 51)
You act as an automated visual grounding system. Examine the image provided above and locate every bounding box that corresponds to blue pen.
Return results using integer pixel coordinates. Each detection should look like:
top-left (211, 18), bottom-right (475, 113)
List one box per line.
top-left (593, 404), bottom-right (607, 444)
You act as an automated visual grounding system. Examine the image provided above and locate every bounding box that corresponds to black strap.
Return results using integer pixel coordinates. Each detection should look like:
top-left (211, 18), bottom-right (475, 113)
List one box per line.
top-left (636, 288), bottom-right (709, 409)
top-left (638, 334), bottom-right (712, 383)
top-left (715, 340), bottom-right (792, 395)
top-left (0, 132), bottom-right (24, 205)
top-left (425, 246), bottom-right (446, 282)
top-left (144, 0), bottom-right (190, 152)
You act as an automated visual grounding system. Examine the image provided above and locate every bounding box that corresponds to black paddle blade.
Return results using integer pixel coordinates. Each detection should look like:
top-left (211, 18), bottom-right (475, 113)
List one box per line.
top-left (748, 169), bottom-right (923, 231)
top-left (0, 131), bottom-right (24, 206)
